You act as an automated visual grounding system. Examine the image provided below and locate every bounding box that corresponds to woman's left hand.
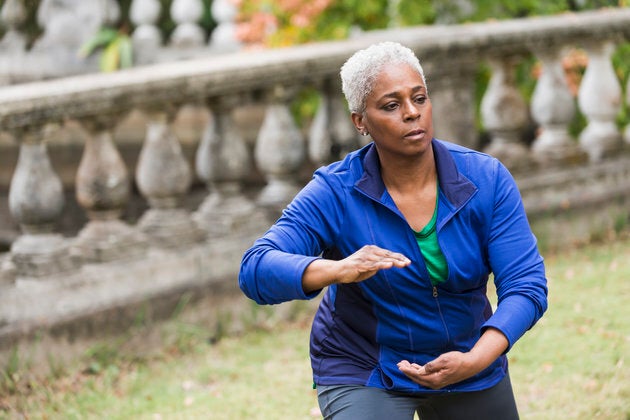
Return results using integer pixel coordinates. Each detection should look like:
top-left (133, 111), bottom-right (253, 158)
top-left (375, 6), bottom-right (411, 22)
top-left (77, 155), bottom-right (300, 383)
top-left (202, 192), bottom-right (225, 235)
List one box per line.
top-left (397, 352), bottom-right (476, 389)
top-left (397, 327), bottom-right (509, 389)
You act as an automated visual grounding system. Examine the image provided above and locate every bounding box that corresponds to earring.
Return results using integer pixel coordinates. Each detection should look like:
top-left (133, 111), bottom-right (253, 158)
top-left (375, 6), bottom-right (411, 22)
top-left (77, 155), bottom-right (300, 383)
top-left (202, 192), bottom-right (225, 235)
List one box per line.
top-left (362, 131), bottom-right (369, 136)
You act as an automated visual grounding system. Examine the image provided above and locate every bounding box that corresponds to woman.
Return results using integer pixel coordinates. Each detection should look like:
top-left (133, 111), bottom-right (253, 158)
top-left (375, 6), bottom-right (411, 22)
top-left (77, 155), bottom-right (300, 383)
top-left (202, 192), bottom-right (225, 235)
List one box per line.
top-left (239, 41), bottom-right (547, 419)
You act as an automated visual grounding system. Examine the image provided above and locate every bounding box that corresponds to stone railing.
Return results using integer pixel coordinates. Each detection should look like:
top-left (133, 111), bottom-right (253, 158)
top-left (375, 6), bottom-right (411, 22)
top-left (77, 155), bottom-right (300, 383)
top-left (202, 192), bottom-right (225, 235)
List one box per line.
top-left (1, 8), bottom-right (630, 364)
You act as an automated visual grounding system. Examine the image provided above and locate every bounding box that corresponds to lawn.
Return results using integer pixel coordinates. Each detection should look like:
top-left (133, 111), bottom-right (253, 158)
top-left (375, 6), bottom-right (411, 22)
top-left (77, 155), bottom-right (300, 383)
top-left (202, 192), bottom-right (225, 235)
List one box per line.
top-left (1, 235), bottom-right (629, 419)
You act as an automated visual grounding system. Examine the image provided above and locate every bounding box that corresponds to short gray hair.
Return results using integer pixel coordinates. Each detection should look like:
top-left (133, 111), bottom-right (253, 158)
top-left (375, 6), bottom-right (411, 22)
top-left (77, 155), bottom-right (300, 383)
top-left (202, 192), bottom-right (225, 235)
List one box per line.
top-left (340, 41), bottom-right (427, 114)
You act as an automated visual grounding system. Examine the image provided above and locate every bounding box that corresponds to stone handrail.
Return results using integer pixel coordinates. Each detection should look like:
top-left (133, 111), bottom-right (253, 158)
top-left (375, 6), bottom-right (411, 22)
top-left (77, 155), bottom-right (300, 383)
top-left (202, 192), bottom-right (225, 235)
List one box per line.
top-left (2, 8), bottom-right (630, 130)
top-left (1, 8), bottom-right (630, 365)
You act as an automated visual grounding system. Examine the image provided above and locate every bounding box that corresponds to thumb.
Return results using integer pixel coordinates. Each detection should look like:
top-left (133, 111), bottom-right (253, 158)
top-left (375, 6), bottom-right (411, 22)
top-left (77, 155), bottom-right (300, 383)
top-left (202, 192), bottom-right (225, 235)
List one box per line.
top-left (423, 355), bottom-right (448, 373)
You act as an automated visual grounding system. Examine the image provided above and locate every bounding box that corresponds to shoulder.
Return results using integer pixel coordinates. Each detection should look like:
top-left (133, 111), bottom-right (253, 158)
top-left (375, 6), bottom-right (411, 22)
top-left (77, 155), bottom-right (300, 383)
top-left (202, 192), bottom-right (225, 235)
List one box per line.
top-left (435, 138), bottom-right (505, 180)
top-left (436, 139), bottom-right (497, 164)
top-left (313, 143), bottom-right (371, 184)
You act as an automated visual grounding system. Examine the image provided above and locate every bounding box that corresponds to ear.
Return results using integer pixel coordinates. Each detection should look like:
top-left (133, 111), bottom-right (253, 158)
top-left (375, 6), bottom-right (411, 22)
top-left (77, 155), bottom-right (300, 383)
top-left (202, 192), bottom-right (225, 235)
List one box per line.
top-left (351, 112), bottom-right (366, 134)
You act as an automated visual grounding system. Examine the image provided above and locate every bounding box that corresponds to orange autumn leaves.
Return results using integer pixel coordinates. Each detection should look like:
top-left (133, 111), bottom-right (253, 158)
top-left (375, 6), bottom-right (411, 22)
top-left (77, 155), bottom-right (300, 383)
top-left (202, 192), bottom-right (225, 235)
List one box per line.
top-left (234, 0), bottom-right (334, 48)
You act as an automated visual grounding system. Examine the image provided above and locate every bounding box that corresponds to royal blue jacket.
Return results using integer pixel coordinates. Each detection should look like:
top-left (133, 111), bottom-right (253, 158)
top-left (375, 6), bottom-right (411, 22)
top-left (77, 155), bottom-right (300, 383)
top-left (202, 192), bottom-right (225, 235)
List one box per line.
top-left (239, 139), bottom-right (548, 393)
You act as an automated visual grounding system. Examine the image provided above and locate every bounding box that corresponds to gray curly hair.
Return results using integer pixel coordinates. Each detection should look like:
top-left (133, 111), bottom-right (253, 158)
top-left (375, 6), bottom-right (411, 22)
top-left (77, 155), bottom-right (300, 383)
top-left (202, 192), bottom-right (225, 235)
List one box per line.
top-left (340, 41), bottom-right (427, 114)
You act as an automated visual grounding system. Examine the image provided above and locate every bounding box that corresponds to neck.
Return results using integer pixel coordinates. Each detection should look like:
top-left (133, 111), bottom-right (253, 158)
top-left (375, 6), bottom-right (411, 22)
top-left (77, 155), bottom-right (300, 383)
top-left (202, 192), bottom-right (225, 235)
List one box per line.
top-left (379, 148), bottom-right (437, 194)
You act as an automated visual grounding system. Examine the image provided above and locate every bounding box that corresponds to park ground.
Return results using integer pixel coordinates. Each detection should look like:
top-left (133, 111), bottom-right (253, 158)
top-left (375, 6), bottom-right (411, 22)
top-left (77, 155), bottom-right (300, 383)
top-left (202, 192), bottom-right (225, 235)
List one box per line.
top-left (1, 233), bottom-right (629, 419)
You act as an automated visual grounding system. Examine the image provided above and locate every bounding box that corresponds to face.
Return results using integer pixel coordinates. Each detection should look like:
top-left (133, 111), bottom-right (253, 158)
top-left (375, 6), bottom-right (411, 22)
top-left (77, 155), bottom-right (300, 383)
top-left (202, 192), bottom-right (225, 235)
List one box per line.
top-left (352, 63), bottom-right (434, 160)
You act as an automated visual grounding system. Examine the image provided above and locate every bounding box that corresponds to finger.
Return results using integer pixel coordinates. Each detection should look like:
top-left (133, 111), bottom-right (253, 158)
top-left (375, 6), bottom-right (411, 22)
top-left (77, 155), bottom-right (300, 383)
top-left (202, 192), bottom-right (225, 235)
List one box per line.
top-left (423, 353), bottom-right (451, 370)
top-left (398, 362), bottom-right (426, 377)
top-left (360, 260), bottom-right (394, 272)
top-left (360, 258), bottom-right (404, 272)
top-left (379, 250), bottom-right (411, 264)
top-left (397, 360), bottom-right (411, 369)
top-left (398, 368), bottom-right (444, 389)
top-left (362, 246), bottom-right (411, 263)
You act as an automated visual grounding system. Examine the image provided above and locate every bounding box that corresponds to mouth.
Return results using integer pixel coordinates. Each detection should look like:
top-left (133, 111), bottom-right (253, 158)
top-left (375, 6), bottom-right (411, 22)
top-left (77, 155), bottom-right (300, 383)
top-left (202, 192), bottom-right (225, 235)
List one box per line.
top-left (404, 129), bottom-right (426, 140)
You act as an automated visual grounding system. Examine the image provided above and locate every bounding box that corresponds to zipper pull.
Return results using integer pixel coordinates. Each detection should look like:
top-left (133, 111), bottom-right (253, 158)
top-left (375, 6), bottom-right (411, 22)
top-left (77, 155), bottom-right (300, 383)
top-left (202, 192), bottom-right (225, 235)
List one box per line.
top-left (432, 286), bottom-right (438, 298)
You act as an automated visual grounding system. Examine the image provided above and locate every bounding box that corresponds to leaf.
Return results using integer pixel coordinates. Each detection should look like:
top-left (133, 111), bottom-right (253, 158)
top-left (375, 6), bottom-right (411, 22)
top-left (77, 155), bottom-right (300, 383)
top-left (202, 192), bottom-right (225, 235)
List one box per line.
top-left (118, 35), bottom-right (133, 69)
top-left (78, 27), bottom-right (119, 58)
top-left (100, 38), bottom-right (121, 72)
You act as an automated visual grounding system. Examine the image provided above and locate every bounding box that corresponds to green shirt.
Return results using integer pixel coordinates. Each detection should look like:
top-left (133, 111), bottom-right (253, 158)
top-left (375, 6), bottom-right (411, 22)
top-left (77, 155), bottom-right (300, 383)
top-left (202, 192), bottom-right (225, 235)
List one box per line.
top-left (414, 199), bottom-right (448, 286)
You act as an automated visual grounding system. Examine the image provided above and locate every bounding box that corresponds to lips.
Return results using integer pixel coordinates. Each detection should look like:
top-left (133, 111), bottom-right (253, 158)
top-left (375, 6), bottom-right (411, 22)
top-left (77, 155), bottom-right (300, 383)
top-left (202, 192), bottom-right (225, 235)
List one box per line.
top-left (404, 129), bottom-right (426, 139)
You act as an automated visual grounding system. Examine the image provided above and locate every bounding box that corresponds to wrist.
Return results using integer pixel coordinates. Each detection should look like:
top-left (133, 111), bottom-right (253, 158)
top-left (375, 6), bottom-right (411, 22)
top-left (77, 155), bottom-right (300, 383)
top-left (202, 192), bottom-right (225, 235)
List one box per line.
top-left (302, 258), bottom-right (341, 293)
top-left (462, 350), bottom-right (486, 376)
top-left (466, 328), bottom-right (509, 373)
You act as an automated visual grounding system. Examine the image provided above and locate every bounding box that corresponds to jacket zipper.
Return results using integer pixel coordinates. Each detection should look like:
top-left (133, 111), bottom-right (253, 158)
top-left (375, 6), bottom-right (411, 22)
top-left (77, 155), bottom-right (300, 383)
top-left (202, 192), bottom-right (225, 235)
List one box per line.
top-left (357, 187), bottom-right (452, 344)
top-left (432, 284), bottom-right (451, 346)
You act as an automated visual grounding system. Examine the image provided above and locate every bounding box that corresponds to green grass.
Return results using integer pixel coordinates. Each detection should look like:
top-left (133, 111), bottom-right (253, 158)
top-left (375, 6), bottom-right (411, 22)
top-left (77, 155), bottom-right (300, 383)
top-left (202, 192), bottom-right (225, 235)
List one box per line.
top-left (1, 235), bottom-right (629, 419)
top-left (508, 235), bottom-right (630, 419)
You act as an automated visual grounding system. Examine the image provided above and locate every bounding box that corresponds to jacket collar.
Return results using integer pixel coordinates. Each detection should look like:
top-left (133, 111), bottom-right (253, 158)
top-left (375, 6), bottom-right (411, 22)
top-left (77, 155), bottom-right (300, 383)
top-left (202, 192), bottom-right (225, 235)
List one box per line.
top-left (354, 139), bottom-right (477, 208)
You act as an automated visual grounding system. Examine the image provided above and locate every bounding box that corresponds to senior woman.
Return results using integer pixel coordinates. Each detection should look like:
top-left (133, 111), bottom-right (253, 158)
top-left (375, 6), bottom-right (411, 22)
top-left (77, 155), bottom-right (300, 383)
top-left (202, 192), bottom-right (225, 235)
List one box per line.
top-left (239, 41), bottom-right (547, 419)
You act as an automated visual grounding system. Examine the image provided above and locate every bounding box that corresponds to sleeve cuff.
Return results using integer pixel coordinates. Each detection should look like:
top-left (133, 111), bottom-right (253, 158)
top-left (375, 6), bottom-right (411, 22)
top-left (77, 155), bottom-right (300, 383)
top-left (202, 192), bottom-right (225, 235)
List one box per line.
top-left (255, 252), bottom-right (321, 303)
top-left (481, 294), bottom-right (538, 352)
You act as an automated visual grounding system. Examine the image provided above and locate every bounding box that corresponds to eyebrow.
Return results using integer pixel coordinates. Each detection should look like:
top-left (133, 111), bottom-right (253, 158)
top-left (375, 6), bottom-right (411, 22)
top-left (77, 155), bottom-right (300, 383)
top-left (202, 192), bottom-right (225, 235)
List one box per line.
top-left (379, 85), bottom-right (426, 100)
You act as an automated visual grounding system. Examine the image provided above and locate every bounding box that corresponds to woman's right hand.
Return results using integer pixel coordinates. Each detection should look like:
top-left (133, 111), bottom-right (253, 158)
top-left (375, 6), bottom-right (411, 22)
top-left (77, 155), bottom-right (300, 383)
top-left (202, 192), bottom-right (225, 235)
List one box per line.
top-left (302, 245), bottom-right (411, 293)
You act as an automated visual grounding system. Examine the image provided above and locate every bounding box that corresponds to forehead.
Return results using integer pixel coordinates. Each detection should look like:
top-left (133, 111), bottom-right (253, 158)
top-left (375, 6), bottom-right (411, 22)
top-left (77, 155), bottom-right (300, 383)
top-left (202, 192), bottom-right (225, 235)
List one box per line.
top-left (370, 63), bottom-right (425, 96)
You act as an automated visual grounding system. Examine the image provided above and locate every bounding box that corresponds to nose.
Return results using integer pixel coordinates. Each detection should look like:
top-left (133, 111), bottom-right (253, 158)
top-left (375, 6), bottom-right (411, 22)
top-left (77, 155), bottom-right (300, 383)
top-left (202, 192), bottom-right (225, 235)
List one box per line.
top-left (402, 99), bottom-right (421, 121)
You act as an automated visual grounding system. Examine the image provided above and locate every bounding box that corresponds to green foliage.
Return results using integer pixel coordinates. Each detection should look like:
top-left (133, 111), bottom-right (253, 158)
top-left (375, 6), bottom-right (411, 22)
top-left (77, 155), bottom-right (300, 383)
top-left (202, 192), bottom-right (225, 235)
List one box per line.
top-left (612, 42), bottom-right (630, 128)
top-left (470, 0), bottom-right (568, 20)
top-left (0, 347), bottom-right (21, 394)
top-left (397, 0), bottom-right (436, 26)
top-left (315, 0), bottom-right (390, 37)
top-left (78, 27), bottom-right (133, 72)
top-left (290, 87), bottom-right (321, 128)
top-left (84, 342), bottom-right (122, 374)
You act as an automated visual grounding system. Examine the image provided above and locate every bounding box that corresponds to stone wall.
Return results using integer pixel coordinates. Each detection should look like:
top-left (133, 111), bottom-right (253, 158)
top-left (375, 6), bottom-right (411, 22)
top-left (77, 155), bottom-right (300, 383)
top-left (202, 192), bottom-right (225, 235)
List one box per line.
top-left (1, 8), bottom-right (630, 371)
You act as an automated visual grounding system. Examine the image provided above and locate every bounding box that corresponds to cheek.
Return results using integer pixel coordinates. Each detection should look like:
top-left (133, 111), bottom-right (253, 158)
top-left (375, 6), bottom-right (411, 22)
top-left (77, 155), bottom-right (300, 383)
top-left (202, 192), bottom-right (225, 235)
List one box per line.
top-left (366, 116), bottom-right (392, 133)
top-left (426, 102), bottom-right (434, 117)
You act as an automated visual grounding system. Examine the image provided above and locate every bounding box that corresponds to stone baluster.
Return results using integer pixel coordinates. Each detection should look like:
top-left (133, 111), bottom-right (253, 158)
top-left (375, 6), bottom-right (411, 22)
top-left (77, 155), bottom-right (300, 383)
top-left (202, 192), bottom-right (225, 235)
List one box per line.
top-left (577, 42), bottom-right (623, 161)
top-left (7, 125), bottom-right (76, 278)
top-left (170, 0), bottom-right (205, 48)
top-left (193, 96), bottom-right (266, 236)
top-left (34, 0), bottom-right (119, 51)
top-left (0, 0), bottom-right (27, 51)
top-left (72, 114), bottom-right (146, 263)
top-left (0, 0), bottom-right (27, 85)
top-left (530, 48), bottom-right (585, 165)
top-left (130, 0), bottom-right (163, 65)
top-left (481, 57), bottom-right (531, 170)
top-left (255, 87), bottom-right (307, 210)
top-left (136, 105), bottom-right (204, 248)
top-left (309, 79), bottom-right (360, 166)
top-left (209, 0), bottom-right (241, 52)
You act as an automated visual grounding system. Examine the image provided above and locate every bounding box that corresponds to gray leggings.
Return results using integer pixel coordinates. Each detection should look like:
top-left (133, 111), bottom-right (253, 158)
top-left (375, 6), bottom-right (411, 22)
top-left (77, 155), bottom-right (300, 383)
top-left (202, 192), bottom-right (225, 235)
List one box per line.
top-left (317, 373), bottom-right (519, 420)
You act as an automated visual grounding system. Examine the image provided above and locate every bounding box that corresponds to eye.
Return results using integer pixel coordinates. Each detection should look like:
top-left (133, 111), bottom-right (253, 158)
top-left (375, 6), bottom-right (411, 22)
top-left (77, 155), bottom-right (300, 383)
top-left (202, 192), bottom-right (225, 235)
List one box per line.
top-left (382, 102), bottom-right (399, 111)
top-left (414, 95), bottom-right (427, 104)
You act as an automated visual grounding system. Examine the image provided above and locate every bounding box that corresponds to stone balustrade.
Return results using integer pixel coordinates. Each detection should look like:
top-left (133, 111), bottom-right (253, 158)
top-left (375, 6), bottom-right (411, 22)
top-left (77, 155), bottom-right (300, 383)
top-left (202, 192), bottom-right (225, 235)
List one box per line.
top-left (1, 9), bottom-right (630, 365)
top-left (0, 0), bottom-right (242, 84)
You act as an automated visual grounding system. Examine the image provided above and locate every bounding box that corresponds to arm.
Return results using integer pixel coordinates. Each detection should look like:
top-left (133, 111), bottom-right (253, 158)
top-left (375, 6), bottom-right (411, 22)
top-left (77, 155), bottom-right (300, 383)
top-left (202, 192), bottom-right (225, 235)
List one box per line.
top-left (239, 168), bottom-right (410, 304)
top-left (482, 162), bottom-right (548, 350)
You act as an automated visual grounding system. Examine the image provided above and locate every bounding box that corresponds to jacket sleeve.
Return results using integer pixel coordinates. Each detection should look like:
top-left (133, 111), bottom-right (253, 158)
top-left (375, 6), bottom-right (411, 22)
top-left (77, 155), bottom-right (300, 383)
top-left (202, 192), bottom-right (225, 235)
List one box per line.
top-left (239, 169), bottom-right (345, 305)
top-left (481, 161), bottom-right (548, 351)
